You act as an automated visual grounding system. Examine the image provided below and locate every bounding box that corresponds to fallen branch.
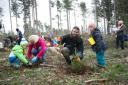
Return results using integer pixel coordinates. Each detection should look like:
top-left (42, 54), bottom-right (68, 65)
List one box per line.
top-left (0, 77), bottom-right (13, 82)
top-left (84, 78), bottom-right (108, 83)
top-left (0, 58), bottom-right (7, 62)
top-left (40, 64), bottom-right (56, 68)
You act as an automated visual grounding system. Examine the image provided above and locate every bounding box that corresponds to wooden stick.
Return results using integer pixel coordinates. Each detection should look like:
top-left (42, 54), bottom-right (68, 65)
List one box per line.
top-left (40, 64), bottom-right (56, 68)
top-left (84, 78), bottom-right (108, 83)
top-left (0, 58), bottom-right (7, 62)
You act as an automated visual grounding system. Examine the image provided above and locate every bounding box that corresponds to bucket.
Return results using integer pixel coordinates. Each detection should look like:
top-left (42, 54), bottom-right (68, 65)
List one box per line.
top-left (88, 37), bottom-right (96, 45)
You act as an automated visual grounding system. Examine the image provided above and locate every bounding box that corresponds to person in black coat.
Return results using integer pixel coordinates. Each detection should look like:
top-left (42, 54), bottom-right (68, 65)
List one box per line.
top-left (88, 23), bottom-right (106, 68)
top-left (16, 28), bottom-right (23, 45)
top-left (116, 20), bottom-right (125, 49)
top-left (60, 26), bottom-right (84, 64)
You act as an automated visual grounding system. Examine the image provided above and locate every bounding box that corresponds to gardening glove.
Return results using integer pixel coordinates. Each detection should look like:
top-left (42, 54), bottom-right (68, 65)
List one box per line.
top-left (31, 56), bottom-right (38, 64)
top-left (72, 56), bottom-right (80, 62)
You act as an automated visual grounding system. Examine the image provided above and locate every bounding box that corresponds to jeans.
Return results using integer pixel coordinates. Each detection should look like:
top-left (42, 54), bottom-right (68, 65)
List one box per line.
top-left (96, 51), bottom-right (106, 67)
top-left (116, 35), bottom-right (124, 49)
top-left (61, 47), bottom-right (83, 64)
top-left (8, 52), bottom-right (20, 66)
top-left (31, 47), bottom-right (46, 63)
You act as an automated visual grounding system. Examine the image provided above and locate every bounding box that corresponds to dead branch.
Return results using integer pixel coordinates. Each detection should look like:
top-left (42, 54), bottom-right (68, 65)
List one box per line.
top-left (40, 64), bottom-right (57, 68)
top-left (84, 78), bottom-right (108, 83)
top-left (0, 58), bottom-right (7, 62)
top-left (0, 77), bottom-right (13, 82)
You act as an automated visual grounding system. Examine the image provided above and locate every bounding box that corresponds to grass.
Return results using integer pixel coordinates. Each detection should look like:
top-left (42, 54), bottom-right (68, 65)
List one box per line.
top-left (0, 47), bottom-right (128, 84)
top-left (101, 64), bottom-right (128, 81)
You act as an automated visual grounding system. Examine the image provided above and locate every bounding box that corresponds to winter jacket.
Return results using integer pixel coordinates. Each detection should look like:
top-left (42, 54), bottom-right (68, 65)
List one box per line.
top-left (27, 37), bottom-right (46, 59)
top-left (12, 45), bottom-right (28, 64)
top-left (61, 34), bottom-right (84, 54)
top-left (17, 30), bottom-right (23, 40)
top-left (91, 28), bottom-right (106, 52)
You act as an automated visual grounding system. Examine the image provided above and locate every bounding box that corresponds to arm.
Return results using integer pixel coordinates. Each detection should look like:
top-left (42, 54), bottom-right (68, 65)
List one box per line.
top-left (27, 44), bottom-right (33, 60)
top-left (36, 39), bottom-right (46, 59)
top-left (15, 53), bottom-right (28, 64)
top-left (12, 45), bottom-right (28, 64)
top-left (93, 32), bottom-right (103, 51)
top-left (117, 25), bottom-right (124, 33)
top-left (77, 38), bottom-right (84, 53)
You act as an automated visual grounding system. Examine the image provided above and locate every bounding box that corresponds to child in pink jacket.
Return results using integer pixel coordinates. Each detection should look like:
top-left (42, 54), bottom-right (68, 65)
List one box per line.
top-left (27, 35), bottom-right (47, 64)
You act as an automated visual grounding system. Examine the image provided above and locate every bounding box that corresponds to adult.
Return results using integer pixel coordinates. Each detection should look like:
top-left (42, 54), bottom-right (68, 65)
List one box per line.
top-left (60, 26), bottom-right (84, 64)
top-left (27, 35), bottom-right (47, 64)
top-left (116, 20), bottom-right (125, 49)
top-left (16, 28), bottom-right (23, 45)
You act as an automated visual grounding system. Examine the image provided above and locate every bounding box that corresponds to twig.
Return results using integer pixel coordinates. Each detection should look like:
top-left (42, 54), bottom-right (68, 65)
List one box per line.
top-left (0, 77), bottom-right (13, 82)
top-left (40, 64), bottom-right (56, 68)
top-left (84, 78), bottom-right (108, 83)
top-left (0, 58), bottom-right (7, 62)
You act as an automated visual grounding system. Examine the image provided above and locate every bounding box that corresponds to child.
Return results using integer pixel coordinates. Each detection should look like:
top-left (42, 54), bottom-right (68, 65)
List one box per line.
top-left (88, 23), bottom-right (107, 69)
top-left (27, 35), bottom-right (47, 64)
top-left (8, 38), bottom-right (30, 68)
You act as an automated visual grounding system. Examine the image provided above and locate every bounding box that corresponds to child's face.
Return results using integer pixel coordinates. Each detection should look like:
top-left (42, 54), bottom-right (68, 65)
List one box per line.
top-left (22, 44), bottom-right (28, 49)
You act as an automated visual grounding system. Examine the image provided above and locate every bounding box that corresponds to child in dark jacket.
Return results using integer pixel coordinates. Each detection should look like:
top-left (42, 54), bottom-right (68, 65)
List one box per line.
top-left (88, 23), bottom-right (107, 68)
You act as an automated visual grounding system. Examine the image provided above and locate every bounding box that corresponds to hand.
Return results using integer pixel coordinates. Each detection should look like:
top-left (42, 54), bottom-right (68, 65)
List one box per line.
top-left (72, 56), bottom-right (80, 62)
top-left (118, 24), bottom-right (123, 29)
top-left (31, 56), bottom-right (38, 63)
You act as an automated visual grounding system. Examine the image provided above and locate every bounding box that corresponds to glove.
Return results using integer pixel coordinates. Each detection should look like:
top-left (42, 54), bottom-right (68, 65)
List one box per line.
top-left (72, 56), bottom-right (80, 62)
top-left (31, 56), bottom-right (38, 64)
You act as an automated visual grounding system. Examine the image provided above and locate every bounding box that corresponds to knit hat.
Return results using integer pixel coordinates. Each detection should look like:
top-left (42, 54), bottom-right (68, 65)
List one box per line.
top-left (20, 38), bottom-right (28, 47)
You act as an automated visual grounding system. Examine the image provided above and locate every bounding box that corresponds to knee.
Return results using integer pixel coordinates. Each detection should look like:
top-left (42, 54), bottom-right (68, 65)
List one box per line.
top-left (31, 48), bottom-right (38, 56)
top-left (76, 52), bottom-right (83, 60)
top-left (61, 47), bottom-right (70, 57)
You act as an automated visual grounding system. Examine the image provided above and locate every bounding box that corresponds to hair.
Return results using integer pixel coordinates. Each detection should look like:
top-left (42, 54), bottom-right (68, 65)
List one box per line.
top-left (73, 26), bottom-right (80, 31)
top-left (28, 35), bottom-right (39, 44)
top-left (16, 28), bottom-right (19, 31)
top-left (88, 23), bottom-right (96, 29)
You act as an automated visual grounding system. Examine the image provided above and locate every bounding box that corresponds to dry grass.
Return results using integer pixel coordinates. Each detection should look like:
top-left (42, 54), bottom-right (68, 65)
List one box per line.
top-left (0, 47), bottom-right (128, 85)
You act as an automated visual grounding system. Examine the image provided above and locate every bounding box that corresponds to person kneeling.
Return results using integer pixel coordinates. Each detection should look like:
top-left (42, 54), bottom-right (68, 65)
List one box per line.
top-left (8, 38), bottom-right (31, 68)
top-left (27, 35), bottom-right (47, 65)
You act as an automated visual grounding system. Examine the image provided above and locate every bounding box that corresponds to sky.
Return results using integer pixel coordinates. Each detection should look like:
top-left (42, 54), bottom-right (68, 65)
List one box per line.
top-left (37, 0), bottom-right (94, 30)
top-left (0, 0), bottom-right (94, 34)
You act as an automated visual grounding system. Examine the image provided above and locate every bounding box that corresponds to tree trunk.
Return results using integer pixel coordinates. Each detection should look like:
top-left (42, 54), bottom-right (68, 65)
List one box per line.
top-left (83, 18), bottom-right (85, 34)
top-left (16, 15), bottom-right (18, 28)
top-left (69, 11), bottom-right (71, 30)
top-left (15, 0), bottom-right (18, 28)
top-left (59, 11), bottom-right (63, 34)
top-left (35, 0), bottom-right (38, 31)
top-left (103, 17), bottom-right (106, 34)
top-left (107, 20), bottom-right (110, 34)
top-left (32, 0), bottom-right (36, 31)
top-left (66, 10), bottom-right (69, 31)
top-left (23, 0), bottom-right (29, 37)
top-left (49, 0), bottom-right (52, 30)
top-left (94, 0), bottom-right (98, 26)
top-left (57, 14), bottom-right (60, 30)
top-left (28, 3), bottom-right (31, 31)
top-left (73, 7), bottom-right (76, 26)
top-left (8, 0), bottom-right (13, 34)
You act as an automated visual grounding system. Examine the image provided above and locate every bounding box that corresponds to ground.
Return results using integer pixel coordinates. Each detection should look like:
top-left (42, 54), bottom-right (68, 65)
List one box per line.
top-left (0, 48), bottom-right (128, 85)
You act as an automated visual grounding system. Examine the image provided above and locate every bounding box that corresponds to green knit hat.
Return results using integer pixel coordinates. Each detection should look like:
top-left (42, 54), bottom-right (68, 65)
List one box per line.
top-left (20, 38), bottom-right (28, 47)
